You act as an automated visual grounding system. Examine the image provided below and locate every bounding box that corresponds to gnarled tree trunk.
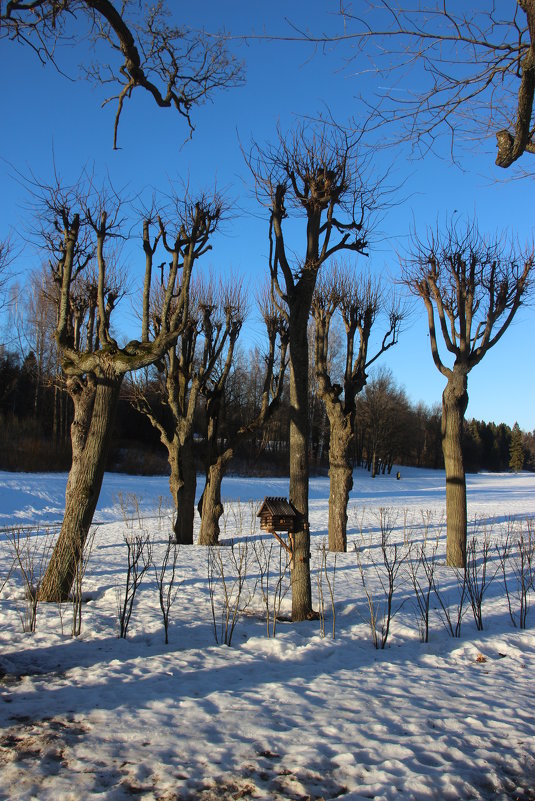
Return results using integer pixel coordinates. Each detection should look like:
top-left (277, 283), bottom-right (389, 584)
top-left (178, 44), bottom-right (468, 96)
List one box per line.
top-left (39, 373), bottom-right (122, 601)
top-left (327, 415), bottom-right (354, 552)
top-left (168, 433), bottom-right (197, 544)
top-left (197, 451), bottom-right (232, 546)
top-left (442, 372), bottom-right (469, 568)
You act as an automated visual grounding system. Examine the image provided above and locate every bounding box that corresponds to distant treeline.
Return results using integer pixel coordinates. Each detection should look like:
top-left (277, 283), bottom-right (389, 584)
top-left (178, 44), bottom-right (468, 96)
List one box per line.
top-left (1, 348), bottom-right (533, 475)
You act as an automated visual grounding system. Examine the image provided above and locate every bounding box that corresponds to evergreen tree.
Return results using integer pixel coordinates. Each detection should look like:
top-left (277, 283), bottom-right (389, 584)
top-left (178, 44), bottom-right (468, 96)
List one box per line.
top-left (509, 423), bottom-right (525, 472)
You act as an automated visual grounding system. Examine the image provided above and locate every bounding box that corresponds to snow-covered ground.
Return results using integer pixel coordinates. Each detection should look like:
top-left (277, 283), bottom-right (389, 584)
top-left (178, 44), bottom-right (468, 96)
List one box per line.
top-left (0, 466), bottom-right (534, 801)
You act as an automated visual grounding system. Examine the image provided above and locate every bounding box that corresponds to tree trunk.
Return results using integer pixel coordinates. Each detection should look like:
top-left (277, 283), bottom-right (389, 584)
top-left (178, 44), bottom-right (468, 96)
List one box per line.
top-left (371, 448), bottom-right (377, 478)
top-left (327, 418), bottom-right (353, 552)
top-left (169, 434), bottom-right (197, 545)
top-left (442, 373), bottom-right (469, 568)
top-left (53, 383), bottom-right (59, 443)
top-left (289, 317), bottom-right (313, 621)
top-left (198, 452), bottom-right (232, 546)
top-left (39, 374), bottom-right (122, 601)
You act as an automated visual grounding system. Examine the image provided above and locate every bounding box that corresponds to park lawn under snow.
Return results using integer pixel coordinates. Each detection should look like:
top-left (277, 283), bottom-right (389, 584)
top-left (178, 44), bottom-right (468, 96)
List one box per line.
top-left (0, 466), bottom-right (534, 801)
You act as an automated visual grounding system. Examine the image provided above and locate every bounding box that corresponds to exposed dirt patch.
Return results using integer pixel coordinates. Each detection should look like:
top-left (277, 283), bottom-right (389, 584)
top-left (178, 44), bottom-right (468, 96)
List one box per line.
top-left (0, 715), bottom-right (89, 767)
top-left (177, 763), bottom-right (348, 801)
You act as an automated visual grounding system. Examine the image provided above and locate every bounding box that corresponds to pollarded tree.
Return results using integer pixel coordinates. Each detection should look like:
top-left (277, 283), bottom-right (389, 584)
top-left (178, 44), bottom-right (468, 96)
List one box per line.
top-left (312, 265), bottom-right (403, 552)
top-left (1, 1), bottom-right (243, 148)
top-left (197, 290), bottom-right (288, 546)
top-left (130, 276), bottom-right (246, 545)
top-left (37, 178), bottom-right (224, 601)
top-left (194, 285), bottom-right (243, 546)
top-left (247, 124), bottom-right (381, 620)
top-left (402, 219), bottom-right (533, 567)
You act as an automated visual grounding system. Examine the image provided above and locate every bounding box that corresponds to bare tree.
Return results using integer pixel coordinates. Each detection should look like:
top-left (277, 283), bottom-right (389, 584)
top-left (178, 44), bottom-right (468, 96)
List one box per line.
top-left (312, 265), bottom-right (403, 552)
top-left (1, 0), bottom-right (243, 148)
top-left (402, 219), bottom-right (533, 567)
top-left (246, 123), bottom-right (380, 620)
top-left (8, 265), bottom-right (66, 425)
top-left (8, 265), bottom-right (74, 445)
top-left (197, 289), bottom-right (288, 546)
top-left (194, 282), bottom-right (244, 546)
top-left (36, 176), bottom-right (224, 601)
top-left (129, 276), bottom-right (242, 545)
top-left (358, 368), bottom-right (411, 477)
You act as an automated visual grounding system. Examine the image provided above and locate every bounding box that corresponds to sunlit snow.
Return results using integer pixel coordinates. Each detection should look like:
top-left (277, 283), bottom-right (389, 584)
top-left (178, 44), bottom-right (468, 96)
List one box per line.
top-left (0, 467), bottom-right (534, 801)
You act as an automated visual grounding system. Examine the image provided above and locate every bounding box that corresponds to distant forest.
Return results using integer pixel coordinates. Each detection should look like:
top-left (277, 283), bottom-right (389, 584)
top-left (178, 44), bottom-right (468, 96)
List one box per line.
top-left (1, 347), bottom-right (532, 476)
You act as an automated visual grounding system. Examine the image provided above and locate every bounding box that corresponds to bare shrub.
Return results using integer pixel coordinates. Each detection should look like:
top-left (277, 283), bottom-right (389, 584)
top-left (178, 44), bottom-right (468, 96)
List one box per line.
top-left (7, 525), bottom-right (55, 633)
top-left (351, 505), bottom-right (368, 543)
top-left (496, 518), bottom-right (535, 629)
top-left (420, 509), bottom-right (435, 548)
top-left (154, 540), bottom-right (181, 644)
top-left (356, 510), bottom-right (408, 649)
top-left (408, 539), bottom-right (439, 643)
top-left (0, 536), bottom-right (15, 598)
top-left (433, 568), bottom-right (468, 638)
top-left (402, 507), bottom-right (410, 546)
top-left (252, 537), bottom-right (291, 638)
top-left (116, 532), bottom-right (153, 639)
top-left (465, 530), bottom-right (498, 631)
top-left (118, 493), bottom-right (145, 530)
top-left (230, 501), bottom-right (258, 542)
top-left (315, 541), bottom-right (337, 640)
top-left (207, 540), bottom-right (252, 646)
top-left (71, 527), bottom-right (97, 637)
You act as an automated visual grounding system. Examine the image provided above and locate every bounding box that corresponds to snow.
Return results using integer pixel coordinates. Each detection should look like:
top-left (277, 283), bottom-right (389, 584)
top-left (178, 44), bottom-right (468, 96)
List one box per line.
top-left (1, 466), bottom-right (534, 801)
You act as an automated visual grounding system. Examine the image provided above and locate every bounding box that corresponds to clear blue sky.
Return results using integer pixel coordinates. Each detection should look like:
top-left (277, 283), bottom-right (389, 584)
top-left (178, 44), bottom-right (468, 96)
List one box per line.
top-left (0, 1), bottom-right (533, 431)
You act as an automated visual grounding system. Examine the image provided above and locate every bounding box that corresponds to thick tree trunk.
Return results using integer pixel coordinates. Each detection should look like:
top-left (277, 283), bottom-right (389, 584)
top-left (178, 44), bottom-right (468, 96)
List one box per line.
top-left (442, 373), bottom-right (469, 568)
top-left (289, 318), bottom-right (313, 621)
top-left (39, 374), bottom-right (122, 601)
top-left (198, 451), bottom-right (232, 546)
top-left (327, 418), bottom-right (353, 552)
top-left (169, 434), bottom-right (197, 545)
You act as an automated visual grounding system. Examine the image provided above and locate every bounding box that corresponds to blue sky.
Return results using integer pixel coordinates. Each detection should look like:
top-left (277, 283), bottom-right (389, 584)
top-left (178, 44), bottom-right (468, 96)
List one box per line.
top-left (0, 0), bottom-right (533, 430)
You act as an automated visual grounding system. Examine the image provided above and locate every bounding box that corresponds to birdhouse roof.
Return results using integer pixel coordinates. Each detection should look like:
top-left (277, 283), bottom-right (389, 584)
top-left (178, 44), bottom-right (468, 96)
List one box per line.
top-left (257, 496), bottom-right (296, 518)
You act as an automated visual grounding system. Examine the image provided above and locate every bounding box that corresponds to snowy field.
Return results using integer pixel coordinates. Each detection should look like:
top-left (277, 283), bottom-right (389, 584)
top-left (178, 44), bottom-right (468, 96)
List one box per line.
top-left (0, 466), bottom-right (535, 801)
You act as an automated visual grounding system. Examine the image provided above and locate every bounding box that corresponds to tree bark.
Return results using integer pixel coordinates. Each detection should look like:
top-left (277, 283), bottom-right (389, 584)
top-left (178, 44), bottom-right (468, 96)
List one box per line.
top-left (168, 433), bottom-right (197, 545)
top-left (327, 417), bottom-right (354, 552)
top-left (288, 311), bottom-right (313, 620)
top-left (39, 373), bottom-right (122, 601)
top-left (442, 372), bottom-right (469, 568)
top-left (198, 452), bottom-right (232, 546)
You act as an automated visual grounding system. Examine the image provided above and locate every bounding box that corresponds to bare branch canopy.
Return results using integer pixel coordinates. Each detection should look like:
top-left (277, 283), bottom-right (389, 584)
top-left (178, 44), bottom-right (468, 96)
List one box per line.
top-left (340, 1), bottom-right (535, 169)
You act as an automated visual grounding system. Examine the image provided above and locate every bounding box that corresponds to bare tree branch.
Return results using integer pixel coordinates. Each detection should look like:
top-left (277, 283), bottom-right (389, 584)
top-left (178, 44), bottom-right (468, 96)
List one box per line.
top-left (402, 218), bottom-right (534, 374)
top-left (1, 0), bottom-right (244, 147)
top-left (341, 2), bottom-right (535, 169)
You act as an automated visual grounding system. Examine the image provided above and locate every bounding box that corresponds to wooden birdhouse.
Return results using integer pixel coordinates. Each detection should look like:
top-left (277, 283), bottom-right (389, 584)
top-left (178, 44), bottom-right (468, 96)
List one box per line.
top-left (257, 497), bottom-right (298, 533)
